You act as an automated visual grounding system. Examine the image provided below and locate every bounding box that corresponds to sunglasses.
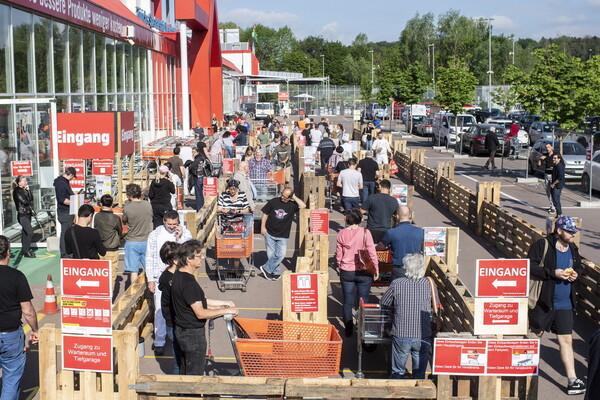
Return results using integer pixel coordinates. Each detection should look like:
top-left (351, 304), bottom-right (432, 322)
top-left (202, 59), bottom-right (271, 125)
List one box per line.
top-left (563, 230), bottom-right (577, 235)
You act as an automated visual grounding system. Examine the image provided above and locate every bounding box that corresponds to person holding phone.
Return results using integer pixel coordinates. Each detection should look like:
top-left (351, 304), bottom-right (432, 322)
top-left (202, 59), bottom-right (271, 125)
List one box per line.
top-left (12, 176), bottom-right (35, 258)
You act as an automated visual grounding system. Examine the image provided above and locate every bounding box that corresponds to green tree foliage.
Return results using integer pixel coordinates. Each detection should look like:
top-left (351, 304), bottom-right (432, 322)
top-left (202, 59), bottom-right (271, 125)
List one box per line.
top-left (350, 33), bottom-right (370, 61)
top-left (219, 21), bottom-right (239, 29)
top-left (323, 41), bottom-right (350, 84)
top-left (397, 63), bottom-right (429, 104)
top-left (398, 13), bottom-right (436, 69)
top-left (360, 75), bottom-right (373, 102)
top-left (297, 36), bottom-right (327, 59)
top-left (435, 57), bottom-right (478, 115)
top-left (240, 24), bottom-right (296, 70)
top-left (491, 85), bottom-right (519, 115)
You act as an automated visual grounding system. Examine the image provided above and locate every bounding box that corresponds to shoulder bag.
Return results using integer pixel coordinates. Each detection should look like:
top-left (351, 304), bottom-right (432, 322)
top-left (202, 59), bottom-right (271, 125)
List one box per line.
top-left (356, 228), bottom-right (377, 276)
top-left (427, 276), bottom-right (443, 337)
top-left (528, 238), bottom-right (549, 309)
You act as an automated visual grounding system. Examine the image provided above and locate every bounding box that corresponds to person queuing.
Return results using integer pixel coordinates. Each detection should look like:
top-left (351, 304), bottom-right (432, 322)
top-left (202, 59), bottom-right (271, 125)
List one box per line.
top-left (234, 124), bottom-right (249, 146)
top-left (273, 136), bottom-right (292, 189)
top-left (302, 123), bottom-right (312, 146)
top-left (536, 143), bottom-right (559, 215)
top-left (362, 122), bottom-right (375, 150)
top-left (146, 210), bottom-right (192, 356)
top-left (53, 167), bottom-right (77, 258)
top-left (528, 216), bottom-right (585, 395)
top-left (360, 179), bottom-right (399, 244)
top-left (167, 146), bottom-right (186, 185)
top-left (157, 241), bottom-right (182, 375)
top-left (310, 123), bottom-right (322, 149)
top-left (316, 134), bottom-right (336, 175)
top-left (12, 176), bottom-right (35, 258)
top-left (549, 153), bottom-right (566, 219)
top-left (327, 146), bottom-right (345, 173)
top-left (259, 188), bottom-right (306, 281)
top-left (248, 150), bottom-right (273, 182)
top-left (357, 151), bottom-right (380, 203)
top-left (0, 235), bottom-right (39, 399)
top-left (337, 157), bottom-right (363, 212)
top-left (381, 206), bottom-right (424, 281)
top-left (164, 162), bottom-right (182, 210)
top-left (65, 204), bottom-right (107, 259)
top-left (257, 126), bottom-right (270, 155)
top-left (171, 241), bottom-right (239, 376)
top-left (336, 208), bottom-right (379, 337)
top-left (241, 146), bottom-right (255, 162)
top-left (222, 132), bottom-right (235, 159)
top-left (149, 165), bottom-right (175, 229)
top-left (380, 253), bottom-right (438, 379)
top-left (233, 161), bottom-right (257, 211)
top-left (372, 131), bottom-right (392, 164)
top-left (122, 184), bottom-right (153, 284)
top-left (483, 126), bottom-right (500, 171)
top-left (186, 147), bottom-right (211, 211)
top-left (94, 195), bottom-right (123, 287)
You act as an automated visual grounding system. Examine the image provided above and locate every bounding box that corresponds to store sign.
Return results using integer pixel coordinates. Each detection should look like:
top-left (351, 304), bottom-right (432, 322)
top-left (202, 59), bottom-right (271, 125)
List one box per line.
top-left (62, 334), bottom-right (113, 373)
top-left (257, 84), bottom-right (280, 93)
top-left (487, 339), bottom-right (540, 375)
top-left (57, 113), bottom-right (115, 159)
top-left (433, 338), bottom-right (487, 375)
top-left (61, 259), bottom-right (112, 298)
top-left (290, 273), bottom-right (319, 313)
top-left (61, 297), bottom-right (112, 335)
top-left (475, 259), bottom-right (529, 297)
top-left (203, 177), bottom-right (218, 197)
top-left (222, 159), bottom-right (235, 174)
top-left (474, 298), bottom-right (528, 335)
top-left (310, 209), bottom-right (329, 235)
top-left (278, 92), bottom-right (289, 101)
top-left (119, 111), bottom-right (135, 156)
top-left (63, 160), bottom-right (86, 191)
top-left (11, 160), bottom-right (32, 176)
top-left (92, 160), bottom-right (114, 176)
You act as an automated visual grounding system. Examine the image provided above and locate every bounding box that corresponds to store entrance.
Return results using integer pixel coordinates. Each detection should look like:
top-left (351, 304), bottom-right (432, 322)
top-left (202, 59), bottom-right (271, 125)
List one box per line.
top-left (0, 99), bottom-right (58, 247)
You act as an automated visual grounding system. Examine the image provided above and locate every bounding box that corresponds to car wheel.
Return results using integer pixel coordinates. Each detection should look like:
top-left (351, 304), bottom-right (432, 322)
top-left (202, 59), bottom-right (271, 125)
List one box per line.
top-left (582, 173), bottom-right (591, 193)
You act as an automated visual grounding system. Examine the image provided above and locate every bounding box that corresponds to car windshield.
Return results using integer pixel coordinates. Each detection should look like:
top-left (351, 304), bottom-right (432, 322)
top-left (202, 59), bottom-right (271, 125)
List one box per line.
top-left (448, 116), bottom-right (475, 126)
top-left (256, 104), bottom-right (271, 110)
top-left (413, 116), bottom-right (425, 122)
top-left (553, 142), bottom-right (586, 155)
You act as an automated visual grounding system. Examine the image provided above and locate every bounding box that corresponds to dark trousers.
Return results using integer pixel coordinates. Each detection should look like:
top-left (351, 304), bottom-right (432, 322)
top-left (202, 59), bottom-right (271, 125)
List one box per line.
top-left (151, 202), bottom-right (172, 229)
top-left (57, 212), bottom-right (74, 258)
top-left (195, 178), bottom-right (205, 211)
top-left (484, 149), bottom-right (497, 169)
top-left (18, 214), bottom-right (33, 252)
top-left (342, 196), bottom-right (360, 212)
top-left (368, 229), bottom-right (387, 245)
top-left (360, 181), bottom-right (376, 203)
top-left (551, 187), bottom-right (563, 215)
top-left (175, 326), bottom-right (207, 375)
top-left (340, 270), bottom-right (373, 324)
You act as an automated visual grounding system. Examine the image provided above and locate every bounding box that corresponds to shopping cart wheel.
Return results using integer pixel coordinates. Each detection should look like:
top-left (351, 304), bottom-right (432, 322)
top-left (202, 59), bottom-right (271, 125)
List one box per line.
top-left (250, 268), bottom-right (256, 277)
top-left (241, 286), bottom-right (247, 292)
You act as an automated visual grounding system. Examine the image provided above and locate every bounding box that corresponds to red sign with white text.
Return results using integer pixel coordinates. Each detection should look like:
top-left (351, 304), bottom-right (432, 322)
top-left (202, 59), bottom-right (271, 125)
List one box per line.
top-left (476, 259), bottom-right (530, 297)
top-left (11, 160), bottom-right (32, 176)
top-left (61, 297), bottom-right (112, 335)
top-left (62, 334), bottom-right (113, 373)
top-left (61, 259), bottom-right (112, 297)
top-left (487, 339), bottom-right (539, 376)
top-left (310, 209), bottom-right (329, 235)
top-left (57, 113), bottom-right (115, 159)
top-left (290, 273), bottom-right (319, 312)
top-left (279, 92), bottom-right (289, 101)
top-left (482, 301), bottom-right (520, 326)
top-left (63, 160), bottom-right (86, 191)
top-left (119, 111), bottom-right (135, 156)
top-left (222, 158), bottom-right (235, 174)
top-left (433, 338), bottom-right (487, 375)
top-left (92, 160), bottom-right (114, 176)
top-left (203, 177), bottom-right (218, 197)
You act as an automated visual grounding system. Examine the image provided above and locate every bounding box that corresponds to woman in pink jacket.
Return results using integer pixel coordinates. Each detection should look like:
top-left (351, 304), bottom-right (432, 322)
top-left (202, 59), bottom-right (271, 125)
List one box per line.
top-left (336, 208), bottom-right (379, 336)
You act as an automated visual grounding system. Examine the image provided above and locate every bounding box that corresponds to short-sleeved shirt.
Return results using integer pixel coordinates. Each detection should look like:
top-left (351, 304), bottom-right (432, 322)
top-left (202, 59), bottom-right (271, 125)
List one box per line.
top-left (0, 265), bottom-right (33, 331)
top-left (123, 200), bottom-right (153, 242)
top-left (158, 269), bottom-right (175, 327)
top-left (171, 270), bottom-right (207, 329)
top-left (274, 145), bottom-right (292, 167)
top-left (361, 193), bottom-right (398, 231)
top-left (167, 155), bottom-right (184, 180)
top-left (381, 222), bottom-right (424, 266)
top-left (554, 247), bottom-right (573, 310)
top-left (338, 168), bottom-right (363, 198)
top-left (262, 197), bottom-right (299, 238)
top-left (358, 157), bottom-right (379, 182)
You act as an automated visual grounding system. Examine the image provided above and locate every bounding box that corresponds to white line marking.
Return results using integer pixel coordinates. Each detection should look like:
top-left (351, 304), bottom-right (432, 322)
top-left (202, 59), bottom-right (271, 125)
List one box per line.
top-left (458, 172), bottom-right (539, 210)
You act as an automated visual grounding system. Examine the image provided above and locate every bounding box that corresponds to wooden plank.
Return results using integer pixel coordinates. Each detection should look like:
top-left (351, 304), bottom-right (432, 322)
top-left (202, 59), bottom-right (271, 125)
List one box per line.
top-left (281, 271), bottom-right (297, 322)
top-left (116, 325), bottom-right (138, 400)
top-left (135, 375), bottom-right (286, 396)
top-left (478, 375), bottom-right (501, 400)
top-left (39, 324), bottom-right (58, 400)
top-left (100, 372), bottom-right (114, 400)
top-left (285, 378), bottom-right (436, 399)
top-left (445, 227), bottom-right (460, 275)
top-left (81, 371), bottom-right (96, 398)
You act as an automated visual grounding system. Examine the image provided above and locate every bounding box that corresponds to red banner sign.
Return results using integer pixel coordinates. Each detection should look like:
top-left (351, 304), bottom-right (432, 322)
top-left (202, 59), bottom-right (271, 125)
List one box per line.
top-left (119, 111), bottom-right (135, 157)
top-left (57, 113), bottom-right (115, 159)
top-left (290, 273), bottom-right (319, 313)
top-left (487, 339), bottom-right (539, 375)
top-left (310, 209), bottom-right (329, 235)
top-left (482, 301), bottom-right (520, 326)
top-left (203, 177), bottom-right (218, 197)
top-left (475, 259), bottom-right (530, 297)
top-left (62, 334), bottom-right (113, 373)
top-left (61, 259), bottom-right (112, 298)
top-left (63, 160), bottom-right (86, 191)
top-left (222, 158), bottom-right (235, 174)
top-left (61, 297), bottom-right (112, 335)
top-left (11, 160), bottom-right (32, 176)
top-left (279, 92), bottom-right (289, 101)
top-left (433, 338), bottom-right (487, 375)
top-left (92, 160), bottom-right (114, 176)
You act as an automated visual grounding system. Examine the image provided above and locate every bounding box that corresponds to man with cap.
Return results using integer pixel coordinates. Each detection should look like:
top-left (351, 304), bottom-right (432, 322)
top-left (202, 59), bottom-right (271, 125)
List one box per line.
top-left (527, 216), bottom-right (585, 395)
top-left (53, 167), bottom-right (77, 257)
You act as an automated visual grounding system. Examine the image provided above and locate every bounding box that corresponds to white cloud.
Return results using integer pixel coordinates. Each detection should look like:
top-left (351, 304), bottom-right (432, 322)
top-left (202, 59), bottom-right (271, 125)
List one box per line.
top-left (219, 8), bottom-right (302, 29)
top-left (489, 15), bottom-right (518, 31)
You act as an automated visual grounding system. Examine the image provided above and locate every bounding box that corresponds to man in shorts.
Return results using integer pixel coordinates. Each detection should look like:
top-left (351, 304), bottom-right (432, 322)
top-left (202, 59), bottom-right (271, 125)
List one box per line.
top-left (122, 184), bottom-right (153, 284)
top-left (528, 216), bottom-right (585, 395)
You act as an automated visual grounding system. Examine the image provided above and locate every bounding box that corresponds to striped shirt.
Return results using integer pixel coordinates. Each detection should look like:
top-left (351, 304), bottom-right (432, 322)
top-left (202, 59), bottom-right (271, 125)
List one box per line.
top-left (218, 191), bottom-right (250, 226)
top-left (380, 277), bottom-right (433, 338)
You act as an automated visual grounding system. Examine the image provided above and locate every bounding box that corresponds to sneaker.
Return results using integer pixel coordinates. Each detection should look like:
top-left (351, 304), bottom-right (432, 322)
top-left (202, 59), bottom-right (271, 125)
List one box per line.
top-left (259, 266), bottom-right (273, 281)
top-left (567, 378), bottom-right (586, 395)
top-left (547, 207), bottom-right (556, 214)
top-left (271, 274), bottom-right (281, 281)
top-left (154, 346), bottom-right (164, 356)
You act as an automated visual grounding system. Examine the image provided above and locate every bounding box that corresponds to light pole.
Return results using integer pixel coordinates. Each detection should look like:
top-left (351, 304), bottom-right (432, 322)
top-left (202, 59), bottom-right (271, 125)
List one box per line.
top-left (320, 54), bottom-right (325, 77)
top-left (369, 49), bottom-right (374, 86)
top-left (509, 36), bottom-right (515, 65)
top-left (485, 18), bottom-right (494, 110)
top-left (428, 44), bottom-right (435, 97)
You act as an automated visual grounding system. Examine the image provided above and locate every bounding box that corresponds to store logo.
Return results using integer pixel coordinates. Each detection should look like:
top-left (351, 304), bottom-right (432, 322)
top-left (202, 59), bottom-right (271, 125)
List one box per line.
top-left (121, 128), bottom-right (134, 143)
top-left (58, 130), bottom-right (111, 147)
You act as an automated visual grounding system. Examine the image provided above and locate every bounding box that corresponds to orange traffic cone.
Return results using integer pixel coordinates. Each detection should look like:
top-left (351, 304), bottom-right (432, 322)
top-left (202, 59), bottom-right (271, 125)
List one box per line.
top-left (41, 274), bottom-right (59, 315)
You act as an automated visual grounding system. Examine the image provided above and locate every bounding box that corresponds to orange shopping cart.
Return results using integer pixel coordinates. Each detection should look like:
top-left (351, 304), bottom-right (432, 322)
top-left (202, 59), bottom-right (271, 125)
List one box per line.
top-left (225, 317), bottom-right (342, 378)
top-left (215, 215), bottom-right (255, 292)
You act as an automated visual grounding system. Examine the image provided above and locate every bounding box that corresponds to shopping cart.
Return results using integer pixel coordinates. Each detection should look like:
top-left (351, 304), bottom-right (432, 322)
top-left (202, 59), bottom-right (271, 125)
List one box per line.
top-left (372, 250), bottom-right (394, 287)
top-left (356, 299), bottom-right (393, 379)
top-left (209, 153), bottom-right (223, 177)
top-left (326, 168), bottom-right (340, 212)
top-left (225, 317), bottom-right (342, 378)
top-left (215, 215), bottom-right (255, 292)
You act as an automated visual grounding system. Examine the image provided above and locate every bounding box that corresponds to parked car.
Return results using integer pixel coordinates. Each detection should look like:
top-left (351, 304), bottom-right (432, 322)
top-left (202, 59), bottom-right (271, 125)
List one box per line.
top-left (410, 115), bottom-right (427, 134)
top-left (432, 112), bottom-right (477, 146)
top-left (461, 124), bottom-right (511, 157)
top-left (528, 139), bottom-right (587, 178)
top-left (529, 121), bottom-right (559, 144)
top-left (415, 117), bottom-right (434, 136)
top-left (489, 119), bottom-right (529, 155)
top-left (581, 150), bottom-right (600, 193)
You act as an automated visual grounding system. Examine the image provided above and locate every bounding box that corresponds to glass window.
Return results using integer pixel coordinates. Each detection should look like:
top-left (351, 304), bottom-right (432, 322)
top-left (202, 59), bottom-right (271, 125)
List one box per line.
top-left (116, 41), bottom-right (124, 93)
top-left (69, 27), bottom-right (82, 93)
top-left (125, 43), bottom-right (133, 93)
top-left (133, 47), bottom-right (140, 93)
top-left (140, 49), bottom-right (147, 94)
top-left (83, 30), bottom-right (94, 93)
top-left (0, 5), bottom-right (11, 93)
top-left (53, 22), bottom-right (68, 93)
top-left (12, 9), bottom-right (33, 93)
top-left (105, 38), bottom-right (115, 94)
top-left (33, 15), bottom-right (52, 93)
top-left (95, 35), bottom-right (106, 93)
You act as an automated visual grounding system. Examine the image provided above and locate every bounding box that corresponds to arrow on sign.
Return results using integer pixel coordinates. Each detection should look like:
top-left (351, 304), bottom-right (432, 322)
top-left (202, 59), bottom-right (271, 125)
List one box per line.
top-left (492, 279), bottom-right (517, 288)
top-left (491, 320), bottom-right (511, 324)
top-left (76, 279), bottom-right (100, 288)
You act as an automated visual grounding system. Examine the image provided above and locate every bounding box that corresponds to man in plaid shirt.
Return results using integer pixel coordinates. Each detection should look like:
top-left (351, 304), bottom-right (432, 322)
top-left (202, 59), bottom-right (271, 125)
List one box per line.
top-left (248, 151), bottom-right (273, 182)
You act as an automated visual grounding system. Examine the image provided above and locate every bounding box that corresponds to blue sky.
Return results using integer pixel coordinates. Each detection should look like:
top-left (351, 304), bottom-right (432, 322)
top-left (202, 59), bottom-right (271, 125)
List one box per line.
top-left (216, 0), bottom-right (600, 44)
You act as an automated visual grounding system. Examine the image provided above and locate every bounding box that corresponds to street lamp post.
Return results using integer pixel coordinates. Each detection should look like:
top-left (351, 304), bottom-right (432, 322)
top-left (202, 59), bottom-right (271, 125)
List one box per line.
top-left (485, 17), bottom-right (494, 110)
top-left (428, 44), bottom-right (435, 97)
top-left (369, 50), bottom-right (374, 86)
top-left (320, 54), bottom-right (325, 77)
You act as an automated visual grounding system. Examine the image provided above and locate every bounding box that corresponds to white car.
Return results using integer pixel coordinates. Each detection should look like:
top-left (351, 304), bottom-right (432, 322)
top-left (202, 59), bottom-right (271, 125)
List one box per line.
top-left (489, 119), bottom-right (529, 155)
top-left (581, 150), bottom-right (600, 193)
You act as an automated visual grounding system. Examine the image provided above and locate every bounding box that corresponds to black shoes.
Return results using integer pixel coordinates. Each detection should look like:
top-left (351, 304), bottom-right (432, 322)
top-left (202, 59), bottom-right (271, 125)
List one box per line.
top-left (567, 378), bottom-right (586, 395)
top-left (154, 346), bottom-right (164, 356)
top-left (344, 321), bottom-right (354, 337)
top-left (23, 251), bottom-right (36, 258)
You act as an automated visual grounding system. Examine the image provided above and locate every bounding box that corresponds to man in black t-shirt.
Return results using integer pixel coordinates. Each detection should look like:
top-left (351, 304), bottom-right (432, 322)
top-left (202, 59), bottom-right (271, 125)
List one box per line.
top-left (357, 151), bottom-right (380, 203)
top-left (360, 179), bottom-right (399, 244)
top-left (302, 123), bottom-right (312, 146)
top-left (65, 204), bottom-right (107, 259)
top-left (171, 240), bottom-right (238, 375)
top-left (259, 188), bottom-right (307, 280)
top-left (0, 235), bottom-right (39, 399)
top-left (537, 142), bottom-right (561, 214)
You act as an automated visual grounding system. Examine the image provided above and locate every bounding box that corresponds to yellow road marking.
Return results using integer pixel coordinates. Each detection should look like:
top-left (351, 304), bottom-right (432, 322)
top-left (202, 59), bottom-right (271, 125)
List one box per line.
top-left (25, 295), bottom-right (61, 334)
top-left (36, 252), bottom-right (57, 260)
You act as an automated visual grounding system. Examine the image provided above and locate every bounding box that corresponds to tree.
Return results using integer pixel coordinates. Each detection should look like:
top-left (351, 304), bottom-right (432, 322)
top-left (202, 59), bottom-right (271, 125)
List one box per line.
top-left (490, 86), bottom-right (519, 116)
top-left (323, 41), bottom-right (350, 84)
top-left (350, 33), bottom-right (370, 61)
top-left (218, 21), bottom-right (239, 29)
top-left (240, 24), bottom-right (296, 70)
top-left (360, 75), bottom-right (373, 104)
top-left (398, 13), bottom-right (436, 69)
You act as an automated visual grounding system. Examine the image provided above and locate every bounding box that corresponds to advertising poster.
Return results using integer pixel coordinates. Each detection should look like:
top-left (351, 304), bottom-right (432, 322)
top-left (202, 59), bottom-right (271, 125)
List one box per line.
top-left (203, 177), bottom-right (218, 197)
top-left (391, 184), bottom-right (408, 205)
top-left (310, 209), bottom-right (329, 235)
top-left (95, 176), bottom-right (112, 198)
top-left (61, 297), bottom-right (112, 335)
top-left (222, 158), bottom-right (235, 174)
top-left (424, 227), bottom-right (447, 257)
top-left (290, 273), bottom-right (319, 313)
top-left (433, 338), bottom-right (487, 375)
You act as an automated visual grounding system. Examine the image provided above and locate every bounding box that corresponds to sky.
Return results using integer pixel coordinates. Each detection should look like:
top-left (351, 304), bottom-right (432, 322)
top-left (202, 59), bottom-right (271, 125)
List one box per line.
top-left (216, 0), bottom-right (600, 44)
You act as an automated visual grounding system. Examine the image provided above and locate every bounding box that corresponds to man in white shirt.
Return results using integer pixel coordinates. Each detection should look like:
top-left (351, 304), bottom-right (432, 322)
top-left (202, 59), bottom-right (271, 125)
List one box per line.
top-left (372, 131), bottom-right (392, 164)
top-left (145, 210), bottom-right (192, 356)
top-left (310, 125), bottom-right (322, 149)
top-left (337, 157), bottom-right (363, 212)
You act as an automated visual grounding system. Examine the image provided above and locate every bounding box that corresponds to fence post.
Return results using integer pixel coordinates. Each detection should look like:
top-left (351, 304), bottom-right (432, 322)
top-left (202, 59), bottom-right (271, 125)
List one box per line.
top-left (116, 325), bottom-right (139, 400)
top-left (39, 324), bottom-right (58, 400)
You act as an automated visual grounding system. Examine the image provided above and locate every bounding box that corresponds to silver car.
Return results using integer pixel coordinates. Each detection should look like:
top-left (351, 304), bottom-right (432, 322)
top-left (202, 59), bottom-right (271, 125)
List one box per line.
top-left (529, 121), bottom-right (559, 144)
top-left (528, 139), bottom-right (587, 178)
top-left (581, 150), bottom-right (600, 193)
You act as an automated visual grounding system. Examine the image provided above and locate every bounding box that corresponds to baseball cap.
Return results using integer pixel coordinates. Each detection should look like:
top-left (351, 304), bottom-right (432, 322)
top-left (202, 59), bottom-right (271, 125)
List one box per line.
top-left (65, 167), bottom-right (77, 177)
top-left (555, 216), bottom-right (581, 232)
top-left (226, 178), bottom-right (240, 188)
top-left (159, 165), bottom-right (170, 173)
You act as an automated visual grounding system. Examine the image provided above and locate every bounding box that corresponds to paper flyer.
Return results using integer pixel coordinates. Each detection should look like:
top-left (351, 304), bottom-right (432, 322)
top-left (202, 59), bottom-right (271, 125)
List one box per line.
top-left (424, 227), bottom-right (447, 256)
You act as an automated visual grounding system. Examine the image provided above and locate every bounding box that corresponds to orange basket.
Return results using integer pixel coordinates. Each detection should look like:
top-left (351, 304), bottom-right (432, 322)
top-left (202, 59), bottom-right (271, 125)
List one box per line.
top-left (376, 250), bottom-right (392, 264)
top-left (215, 231), bottom-right (253, 258)
top-left (271, 169), bottom-right (285, 185)
top-left (228, 318), bottom-right (342, 378)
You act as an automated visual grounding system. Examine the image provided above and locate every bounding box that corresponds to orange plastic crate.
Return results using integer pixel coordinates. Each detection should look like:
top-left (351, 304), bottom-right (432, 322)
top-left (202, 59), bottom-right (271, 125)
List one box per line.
top-left (376, 250), bottom-right (392, 264)
top-left (232, 318), bottom-right (342, 378)
top-left (215, 231), bottom-right (253, 258)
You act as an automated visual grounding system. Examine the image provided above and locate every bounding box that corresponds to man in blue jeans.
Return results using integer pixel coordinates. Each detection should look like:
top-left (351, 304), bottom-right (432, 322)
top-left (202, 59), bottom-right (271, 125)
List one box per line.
top-left (0, 235), bottom-right (39, 399)
top-left (357, 151), bottom-right (379, 203)
top-left (259, 188), bottom-right (306, 280)
top-left (337, 157), bottom-right (363, 212)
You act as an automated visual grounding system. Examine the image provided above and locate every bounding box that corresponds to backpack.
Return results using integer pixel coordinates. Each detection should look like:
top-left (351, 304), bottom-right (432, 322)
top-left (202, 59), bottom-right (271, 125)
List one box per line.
top-left (196, 157), bottom-right (214, 178)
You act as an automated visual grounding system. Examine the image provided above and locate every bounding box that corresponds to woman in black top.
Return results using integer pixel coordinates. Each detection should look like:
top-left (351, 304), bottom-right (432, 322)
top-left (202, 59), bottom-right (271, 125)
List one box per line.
top-left (158, 241), bottom-right (182, 374)
top-left (12, 176), bottom-right (35, 258)
top-left (149, 165), bottom-right (175, 228)
top-left (550, 153), bottom-right (566, 218)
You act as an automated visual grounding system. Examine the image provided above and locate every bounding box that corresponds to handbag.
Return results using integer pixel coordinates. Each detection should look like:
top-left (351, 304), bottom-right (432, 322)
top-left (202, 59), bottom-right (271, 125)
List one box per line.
top-left (427, 276), bottom-right (442, 336)
top-left (356, 228), bottom-right (377, 276)
top-left (528, 238), bottom-right (549, 309)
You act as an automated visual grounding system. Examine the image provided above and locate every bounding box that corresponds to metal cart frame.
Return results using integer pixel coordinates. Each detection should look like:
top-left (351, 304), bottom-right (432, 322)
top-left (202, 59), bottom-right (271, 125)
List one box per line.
top-left (356, 299), bottom-right (393, 379)
top-left (215, 215), bottom-right (255, 292)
